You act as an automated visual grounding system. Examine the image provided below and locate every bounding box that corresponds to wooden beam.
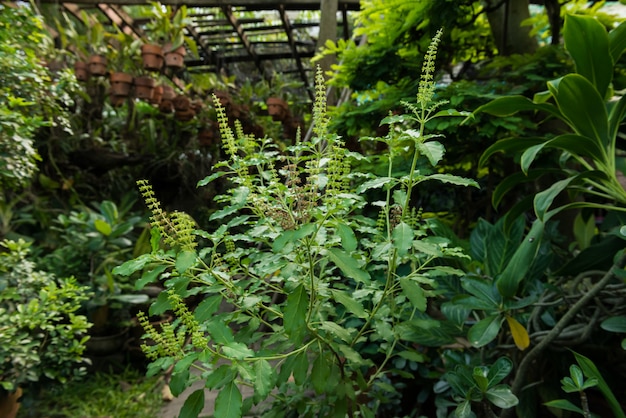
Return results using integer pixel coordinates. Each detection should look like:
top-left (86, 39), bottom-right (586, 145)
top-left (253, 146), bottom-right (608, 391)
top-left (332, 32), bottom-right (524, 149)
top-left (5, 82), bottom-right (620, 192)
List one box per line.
top-left (278, 4), bottom-right (311, 99)
top-left (41, 0), bottom-right (361, 11)
top-left (221, 5), bottom-right (267, 78)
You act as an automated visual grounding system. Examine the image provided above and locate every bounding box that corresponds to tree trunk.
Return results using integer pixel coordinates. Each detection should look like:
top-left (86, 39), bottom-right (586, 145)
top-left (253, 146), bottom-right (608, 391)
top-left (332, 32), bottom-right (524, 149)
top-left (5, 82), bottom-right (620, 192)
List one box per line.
top-left (317, 0), bottom-right (338, 103)
top-left (483, 0), bottom-right (538, 55)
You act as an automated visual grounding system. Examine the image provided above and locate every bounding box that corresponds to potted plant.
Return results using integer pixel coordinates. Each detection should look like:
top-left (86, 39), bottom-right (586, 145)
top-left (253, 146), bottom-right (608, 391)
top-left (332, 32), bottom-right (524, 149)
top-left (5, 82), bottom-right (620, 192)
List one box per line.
top-left (105, 29), bottom-right (141, 99)
top-left (0, 239), bottom-right (92, 416)
top-left (145, 3), bottom-right (198, 70)
top-left (80, 11), bottom-right (109, 77)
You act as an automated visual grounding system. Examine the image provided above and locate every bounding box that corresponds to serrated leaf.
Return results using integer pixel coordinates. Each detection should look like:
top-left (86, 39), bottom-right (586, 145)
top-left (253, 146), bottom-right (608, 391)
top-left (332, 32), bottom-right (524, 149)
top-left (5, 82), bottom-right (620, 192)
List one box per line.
top-left (284, 285), bottom-right (307, 344)
top-left (206, 318), bottom-right (234, 344)
top-left (356, 177), bottom-right (396, 193)
top-left (194, 295), bottom-right (223, 322)
top-left (169, 369), bottom-right (190, 397)
top-left (506, 316), bottom-right (530, 351)
top-left (197, 170), bottom-right (227, 187)
top-left (292, 351), bottom-right (308, 386)
top-left (311, 354), bottom-right (331, 394)
top-left (399, 277), bottom-right (427, 312)
top-left (336, 222), bottom-right (357, 252)
top-left (327, 248), bottom-right (370, 284)
top-left (113, 254), bottom-right (153, 276)
top-left (176, 250), bottom-right (197, 274)
top-left (418, 173), bottom-right (479, 188)
top-left (179, 389), bottom-right (205, 418)
top-left (254, 360), bottom-right (275, 400)
top-left (215, 381), bottom-right (242, 418)
top-left (392, 222), bottom-right (413, 257)
top-left (417, 141), bottom-right (445, 166)
top-left (135, 265), bottom-right (167, 290)
top-left (222, 341), bottom-right (254, 359)
top-left (330, 289), bottom-right (368, 319)
top-left (205, 364), bottom-right (236, 390)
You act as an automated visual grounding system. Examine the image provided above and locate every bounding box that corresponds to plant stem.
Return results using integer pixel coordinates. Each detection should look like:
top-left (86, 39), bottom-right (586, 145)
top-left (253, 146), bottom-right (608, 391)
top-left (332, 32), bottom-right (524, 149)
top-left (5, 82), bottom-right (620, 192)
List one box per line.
top-left (501, 252), bottom-right (626, 418)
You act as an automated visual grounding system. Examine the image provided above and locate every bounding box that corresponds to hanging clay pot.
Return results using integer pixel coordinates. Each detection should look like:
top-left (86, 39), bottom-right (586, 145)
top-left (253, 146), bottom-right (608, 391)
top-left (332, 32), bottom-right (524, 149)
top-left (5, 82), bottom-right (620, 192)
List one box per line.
top-left (175, 108), bottom-right (196, 121)
top-left (74, 61), bottom-right (89, 81)
top-left (109, 72), bottom-right (133, 97)
top-left (133, 76), bottom-right (155, 100)
top-left (150, 85), bottom-right (163, 105)
top-left (173, 94), bottom-right (191, 111)
top-left (159, 85), bottom-right (176, 113)
top-left (109, 94), bottom-right (126, 107)
top-left (88, 55), bottom-right (108, 77)
top-left (266, 97), bottom-right (289, 121)
top-left (163, 43), bottom-right (186, 69)
top-left (140, 44), bottom-right (164, 72)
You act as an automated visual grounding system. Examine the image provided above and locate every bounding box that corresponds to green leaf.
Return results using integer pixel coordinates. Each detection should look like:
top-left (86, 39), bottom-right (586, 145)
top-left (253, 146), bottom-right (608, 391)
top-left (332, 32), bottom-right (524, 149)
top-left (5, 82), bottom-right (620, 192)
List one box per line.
top-left (417, 173), bottom-right (479, 188)
top-left (214, 381), bottom-right (242, 418)
top-left (544, 399), bottom-right (585, 414)
top-left (112, 254), bottom-right (153, 276)
top-left (135, 265), bottom-right (167, 290)
top-left (474, 95), bottom-right (561, 119)
top-left (194, 295), bottom-right (223, 322)
top-left (417, 141), bottom-right (445, 166)
top-left (336, 222), bottom-right (357, 252)
top-left (149, 290), bottom-right (172, 316)
top-left (311, 354), bottom-right (331, 394)
top-left (552, 74), bottom-right (609, 149)
top-left (205, 364), bottom-right (237, 390)
top-left (176, 250), bottom-right (197, 274)
top-left (197, 170), bottom-right (227, 187)
top-left (254, 360), bottom-right (275, 400)
top-left (480, 136), bottom-right (548, 169)
top-left (473, 366), bottom-right (489, 392)
top-left (609, 20), bottom-right (626, 62)
top-left (496, 219), bottom-right (544, 298)
top-left (273, 223), bottom-right (317, 252)
top-left (179, 389), bottom-right (205, 418)
top-left (292, 351), bottom-right (308, 386)
top-left (573, 212), bottom-right (596, 251)
top-left (462, 276), bottom-right (501, 308)
top-left (485, 385), bottom-right (519, 409)
top-left (284, 285), bottom-right (307, 344)
top-left (94, 219), bottom-right (112, 236)
top-left (399, 277), bottom-right (427, 312)
top-left (222, 341), bottom-right (254, 359)
top-left (601, 316), bottom-right (626, 333)
top-left (392, 222), bottom-right (413, 257)
top-left (534, 171), bottom-right (606, 221)
top-left (520, 134), bottom-right (607, 175)
top-left (330, 289), bottom-right (368, 318)
top-left (564, 14), bottom-right (612, 99)
top-left (573, 351), bottom-right (626, 418)
top-left (356, 177), bottom-right (396, 193)
top-left (487, 357), bottom-right (513, 387)
top-left (468, 315), bottom-right (503, 348)
top-left (455, 400), bottom-right (473, 418)
top-left (327, 248), bottom-right (371, 284)
top-left (169, 369), bottom-right (190, 397)
top-left (206, 318), bottom-right (234, 344)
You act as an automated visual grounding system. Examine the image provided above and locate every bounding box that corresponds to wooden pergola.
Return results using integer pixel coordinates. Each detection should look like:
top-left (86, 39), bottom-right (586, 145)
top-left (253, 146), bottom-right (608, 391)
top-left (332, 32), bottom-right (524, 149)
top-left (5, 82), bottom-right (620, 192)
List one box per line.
top-left (45, 0), bottom-right (361, 97)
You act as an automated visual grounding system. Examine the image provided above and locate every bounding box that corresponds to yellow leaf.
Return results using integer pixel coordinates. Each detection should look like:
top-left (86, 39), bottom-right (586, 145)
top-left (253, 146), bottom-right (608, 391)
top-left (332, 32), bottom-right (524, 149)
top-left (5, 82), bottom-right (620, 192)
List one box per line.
top-left (506, 315), bottom-right (530, 351)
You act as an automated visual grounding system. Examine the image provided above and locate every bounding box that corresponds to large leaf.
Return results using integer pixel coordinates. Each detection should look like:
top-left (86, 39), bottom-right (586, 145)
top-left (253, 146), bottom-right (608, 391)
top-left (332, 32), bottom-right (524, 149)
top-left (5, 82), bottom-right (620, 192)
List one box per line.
top-left (417, 173), bottom-right (479, 188)
top-left (473, 95), bottom-right (561, 118)
top-left (399, 277), bottom-right (427, 312)
top-left (462, 276), bottom-right (501, 309)
top-left (327, 248), bottom-right (371, 284)
top-left (608, 93), bottom-right (626, 143)
top-left (284, 284), bottom-right (308, 344)
top-left (609, 20), bottom-right (626, 62)
top-left (487, 357), bottom-right (513, 388)
top-left (573, 351), bottom-right (626, 418)
top-left (179, 389), bottom-right (205, 418)
top-left (311, 354), bottom-right (331, 394)
top-left (563, 14), bottom-right (612, 99)
top-left (417, 141), bottom-right (445, 166)
top-left (485, 385), bottom-right (519, 409)
top-left (552, 74), bottom-right (609, 149)
top-left (467, 315), bottom-right (503, 348)
top-left (520, 134), bottom-right (608, 175)
top-left (214, 381), bottom-right (243, 418)
top-left (479, 137), bottom-right (547, 169)
top-left (496, 219), bottom-right (544, 298)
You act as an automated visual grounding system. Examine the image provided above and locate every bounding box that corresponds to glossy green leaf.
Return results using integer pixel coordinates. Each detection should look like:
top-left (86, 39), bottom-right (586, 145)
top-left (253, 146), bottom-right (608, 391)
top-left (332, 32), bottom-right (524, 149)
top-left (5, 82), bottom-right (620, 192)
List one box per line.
top-left (399, 277), bottom-right (427, 311)
top-left (544, 399), bottom-right (585, 414)
top-left (112, 253), bottom-right (153, 276)
top-left (284, 285), bottom-right (307, 344)
top-left (327, 248), bottom-right (371, 284)
top-left (520, 134), bottom-right (607, 175)
top-left (462, 276), bottom-right (501, 308)
top-left (601, 316), bottom-right (626, 333)
top-left (455, 400), bottom-right (473, 418)
top-left (392, 222), bottom-right (413, 257)
top-left (356, 177), bottom-right (396, 193)
top-left (496, 219), bottom-right (544, 298)
top-left (94, 219), bottom-right (112, 236)
top-left (206, 318), bottom-right (235, 344)
top-left (485, 385), bottom-right (519, 409)
top-left (609, 20), bottom-right (626, 62)
top-left (553, 74), bottom-right (609, 149)
top-left (197, 170), bottom-right (227, 187)
top-left (479, 136), bottom-right (547, 169)
top-left (608, 93), bottom-right (626, 142)
top-left (534, 171), bottom-right (606, 221)
top-left (215, 381), bottom-right (242, 418)
top-left (467, 315), bottom-right (503, 348)
top-left (179, 389), bottom-right (205, 418)
top-left (205, 365), bottom-right (237, 390)
top-left (472, 366), bottom-right (489, 392)
top-left (474, 95), bottom-right (561, 118)
top-left (563, 14), bottom-right (612, 98)
top-left (487, 357), bottom-right (513, 387)
top-left (573, 351), bottom-right (626, 418)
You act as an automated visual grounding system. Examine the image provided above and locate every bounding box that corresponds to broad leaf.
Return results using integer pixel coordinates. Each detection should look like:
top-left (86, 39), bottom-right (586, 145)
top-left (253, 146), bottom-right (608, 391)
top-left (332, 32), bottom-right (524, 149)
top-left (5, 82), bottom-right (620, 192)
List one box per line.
top-left (327, 248), bottom-right (371, 284)
top-left (392, 222), bottom-right (413, 257)
top-left (487, 357), bottom-right (513, 388)
top-left (94, 219), bottom-right (112, 236)
top-left (520, 134), bottom-right (608, 175)
top-left (336, 222), bottom-right (357, 252)
top-left (356, 177), bottom-right (396, 193)
top-left (284, 285), bottom-right (308, 344)
top-left (468, 315), bottom-right (503, 348)
top-left (462, 276), bottom-right (501, 308)
top-left (179, 389), bottom-right (205, 418)
top-left (215, 381), bottom-right (242, 418)
top-left (417, 173), bottom-right (479, 188)
top-left (176, 250), bottom-right (197, 274)
top-left (135, 264), bottom-right (167, 290)
top-left (254, 360), bottom-right (275, 400)
top-left (553, 74), bottom-right (609, 149)
top-left (417, 141), bottom-right (445, 166)
top-left (573, 351), bottom-right (626, 418)
top-left (222, 341), bottom-right (254, 359)
top-left (194, 295), bottom-right (223, 322)
top-left (485, 385), bottom-right (519, 409)
top-left (399, 277), bottom-right (427, 312)
top-left (479, 136), bottom-right (548, 169)
top-left (474, 95), bottom-right (561, 118)
top-left (601, 316), bottom-right (626, 333)
top-left (330, 289), bottom-right (368, 318)
top-left (609, 20), bottom-right (626, 62)
top-left (506, 316), bottom-right (530, 351)
top-left (563, 14), bottom-right (612, 99)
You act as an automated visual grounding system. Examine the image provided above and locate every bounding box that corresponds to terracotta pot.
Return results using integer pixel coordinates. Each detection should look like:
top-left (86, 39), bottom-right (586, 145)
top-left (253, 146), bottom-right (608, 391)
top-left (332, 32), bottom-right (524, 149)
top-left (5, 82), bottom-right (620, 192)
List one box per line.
top-left (161, 85), bottom-right (176, 101)
top-left (163, 43), bottom-right (186, 69)
top-left (175, 108), bottom-right (196, 121)
top-left (198, 128), bottom-right (216, 147)
top-left (88, 54), bottom-right (108, 77)
top-left (133, 76), bottom-right (155, 100)
top-left (140, 43), bottom-right (164, 72)
top-left (74, 61), bottom-right (89, 81)
top-left (109, 94), bottom-right (126, 107)
top-left (109, 72), bottom-right (133, 97)
top-left (86, 328), bottom-right (129, 356)
top-left (267, 97), bottom-right (289, 121)
top-left (150, 85), bottom-right (163, 105)
top-left (0, 387), bottom-right (22, 418)
top-left (159, 100), bottom-right (174, 114)
top-left (173, 94), bottom-right (191, 111)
